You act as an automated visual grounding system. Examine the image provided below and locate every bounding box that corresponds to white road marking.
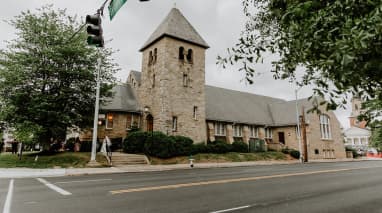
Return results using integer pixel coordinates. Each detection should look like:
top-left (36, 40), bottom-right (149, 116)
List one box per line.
top-left (210, 205), bottom-right (251, 213)
top-left (3, 179), bottom-right (14, 213)
top-left (36, 178), bottom-right (72, 196)
top-left (55, 178), bottom-right (112, 184)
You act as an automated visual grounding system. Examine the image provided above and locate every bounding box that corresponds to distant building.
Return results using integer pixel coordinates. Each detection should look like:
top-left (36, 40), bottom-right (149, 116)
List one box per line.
top-left (344, 96), bottom-right (371, 150)
top-left (81, 8), bottom-right (346, 159)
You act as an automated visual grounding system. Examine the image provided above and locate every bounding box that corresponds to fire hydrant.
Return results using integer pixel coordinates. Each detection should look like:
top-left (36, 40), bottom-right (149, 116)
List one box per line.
top-left (189, 155), bottom-right (194, 168)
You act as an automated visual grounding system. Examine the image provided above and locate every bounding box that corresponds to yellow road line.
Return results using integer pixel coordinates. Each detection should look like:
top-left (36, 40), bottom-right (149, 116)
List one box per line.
top-left (110, 166), bottom-right (377, 195)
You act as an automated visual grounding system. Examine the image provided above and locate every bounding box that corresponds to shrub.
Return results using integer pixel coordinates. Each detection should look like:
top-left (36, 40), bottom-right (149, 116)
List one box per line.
top-left (144, 131), bottom-right (176, 158)
top-left (289, 150), bottom-right (300, 159)
top-left (49, 142), bottom-right (62, 152)
top-left (281, 148), bottom-right (290, 154)
top-left (170, 135), bottom-right (194, 156)
top-left (345, 146), bottom-right (359, 158)
top-left (191, 143), bottom-right (208, 154)
top-left (110, 137), bottom-right (123, 151)
top-left (64, 138), bottom-right (76, 152)
top-left (207, 140), bottom-right (232, 154)
top-left (232, 141), bottom-right (249, 153)
top-left (123, 131), bottom-right (148, 153)
top-left (79, 140), bottom-right (101, 152)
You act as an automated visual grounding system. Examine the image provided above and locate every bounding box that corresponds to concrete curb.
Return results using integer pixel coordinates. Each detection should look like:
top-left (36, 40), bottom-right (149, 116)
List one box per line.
top-left (0, 158), bottom-right (378, 178)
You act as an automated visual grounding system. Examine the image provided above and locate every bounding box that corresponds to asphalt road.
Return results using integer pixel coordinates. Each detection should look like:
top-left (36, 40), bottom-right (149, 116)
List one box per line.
top-left (2, 161), bottom-right (382, 213)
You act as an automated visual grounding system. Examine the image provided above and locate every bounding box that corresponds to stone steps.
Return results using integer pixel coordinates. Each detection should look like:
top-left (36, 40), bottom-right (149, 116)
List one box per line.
top-left (110, 153), bottom-right (149, 166)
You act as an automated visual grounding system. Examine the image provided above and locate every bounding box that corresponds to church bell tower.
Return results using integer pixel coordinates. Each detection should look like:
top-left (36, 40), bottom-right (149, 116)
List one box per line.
top-left (138, 8), bottom-right (209, 143)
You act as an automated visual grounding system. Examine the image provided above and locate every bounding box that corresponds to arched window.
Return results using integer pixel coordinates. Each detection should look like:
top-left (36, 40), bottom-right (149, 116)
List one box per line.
top-left (186, 49), bottom-right (193, 63)
top-left (148, 51), bottom-right (153, 65)
top-left (152, 74), bottom-right (155, 88)
top-left (320, 114), bottom-right (331, 139)
top-left (153, 48), bottom-right (157, 64)
top-left (179, 47), bottom-right (184, 60)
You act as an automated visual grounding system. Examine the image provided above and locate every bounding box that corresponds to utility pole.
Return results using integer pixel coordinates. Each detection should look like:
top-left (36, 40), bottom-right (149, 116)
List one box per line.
top-left (301, 106), bottom-right (308, 162)
top-left (295, 89), bottom-right (303, 163)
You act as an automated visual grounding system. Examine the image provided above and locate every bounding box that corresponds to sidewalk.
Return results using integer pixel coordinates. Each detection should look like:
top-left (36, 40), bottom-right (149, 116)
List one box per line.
top-left (0, 158), bottom-right (378, 178)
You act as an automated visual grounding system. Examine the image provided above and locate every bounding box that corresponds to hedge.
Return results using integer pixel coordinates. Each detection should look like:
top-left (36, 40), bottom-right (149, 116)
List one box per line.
top-left (123, 131), bottom-right (148, 153)
top-left (232, 141), bottom-right (249, 153)
top-left (144, 132), bottom-right (176, 158)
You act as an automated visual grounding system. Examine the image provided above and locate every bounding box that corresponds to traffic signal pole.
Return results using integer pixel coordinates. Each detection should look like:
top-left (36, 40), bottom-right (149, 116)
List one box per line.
top-left (89, 58), bottom-right (102, 163)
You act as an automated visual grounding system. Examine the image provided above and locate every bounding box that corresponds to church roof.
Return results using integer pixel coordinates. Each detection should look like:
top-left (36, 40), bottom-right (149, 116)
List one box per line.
top-left (205, 85), bottom-right (313, 126)
top-left (140, 8), bottom-right (209, 51)
top-left (129, 70), bottom-right (141, 83)
top-left (101, 83), bottom-right (140, 112)
top-left (103, 78), bottom-right (317, 127)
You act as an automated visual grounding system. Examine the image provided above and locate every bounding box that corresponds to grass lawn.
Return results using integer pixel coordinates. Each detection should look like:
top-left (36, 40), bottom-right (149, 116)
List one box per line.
top-left (150, 152), bottom-right (291, 165)
top-left (0, 152), bottom-right (109, 168)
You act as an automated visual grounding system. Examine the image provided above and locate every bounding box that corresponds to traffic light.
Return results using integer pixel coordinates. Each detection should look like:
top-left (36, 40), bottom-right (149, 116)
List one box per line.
top-left (86, 14), bottom-right (104, 47)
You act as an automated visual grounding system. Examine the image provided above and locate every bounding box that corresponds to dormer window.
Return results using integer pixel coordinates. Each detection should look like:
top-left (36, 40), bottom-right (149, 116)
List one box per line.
top-left (187, 49), bottom-right (193, 63)
top-left (179, 47), bottom-right (185, 60)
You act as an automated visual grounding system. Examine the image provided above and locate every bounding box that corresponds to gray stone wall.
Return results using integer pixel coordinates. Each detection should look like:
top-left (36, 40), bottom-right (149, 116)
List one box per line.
top-left (139, 37), bottom-right (207, 143)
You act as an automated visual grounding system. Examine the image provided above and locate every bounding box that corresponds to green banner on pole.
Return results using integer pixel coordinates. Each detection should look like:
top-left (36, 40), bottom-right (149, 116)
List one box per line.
top-left (108, 0), bottom-right (128, 20)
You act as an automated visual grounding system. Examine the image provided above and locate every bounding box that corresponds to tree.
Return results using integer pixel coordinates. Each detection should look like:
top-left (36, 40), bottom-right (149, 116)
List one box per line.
top-left (0, 6), bottom-right (118, 146)
top-left (218, 0), bottom-right (382, 115)
top-left (370, 124), bottom-right (382, 151)
top-left (13, 121), bottom-right (42, 159)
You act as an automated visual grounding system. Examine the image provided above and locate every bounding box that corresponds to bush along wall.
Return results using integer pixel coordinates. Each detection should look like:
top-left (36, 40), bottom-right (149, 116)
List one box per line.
top-left (281, 148), bottom-right (300, 159)
top-left (232, 141), bottom-right (249, 153)
top-left (123, 131), bottom-right (286, 159)
top-left (123, 131), bottom-right (148, 153)
top-left (144, 132), bottom-right (176, 158)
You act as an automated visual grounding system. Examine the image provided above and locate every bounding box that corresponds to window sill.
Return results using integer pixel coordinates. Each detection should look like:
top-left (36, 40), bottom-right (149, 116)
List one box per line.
top-left (321, 138), bottom-right (333, 141)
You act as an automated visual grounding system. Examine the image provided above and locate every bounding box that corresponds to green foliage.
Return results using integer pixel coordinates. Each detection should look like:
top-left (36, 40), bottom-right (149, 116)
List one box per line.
top-left (143, 132), bottom-right (176, 158)
top-left (123, 131), bottom-right (148, 153)
top-left (110, 137), bottom-right (123, 151)
top-left (219, 0), bottom-right (382, 114)
top-left (0, 5), bottom-right (118, 145)
top-left (289, 150), bottom-right (300, 159)
top-left (191, 143), bottom-right (209, 154)
top-left (206, 140), bottom-right (232, 154)
top-left (65, 137), bottom-right (76, 152)
top-left (13, 121), bottom-right (42, 145)
top-left (169, 135), bottom-right (194, 156)
top-left (232, 141), bottom-right (249, 153)
top-left (370, 126), bottom-right (382, 151)
top-left (345, 146), bottom-right (360, 158)
top-left (79, 140), bottom-right (101, 152)
top-left (281, 147), bottom-right (300, 159)
top-left (0, 152), bottom-right (107, 168)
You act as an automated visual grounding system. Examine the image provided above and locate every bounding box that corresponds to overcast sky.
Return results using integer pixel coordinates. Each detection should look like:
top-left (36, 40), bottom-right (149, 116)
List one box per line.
top-left (0, 0), bottom-right (351, 128)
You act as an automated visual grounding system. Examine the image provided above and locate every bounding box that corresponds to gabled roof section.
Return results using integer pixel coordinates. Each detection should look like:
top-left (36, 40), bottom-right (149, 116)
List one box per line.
top-left (344, 126), bottom-right (371, 137)
top-left (269, 98), bottom-right (314, 126)
top-left (140, 8), bottom-right (209, 51)
top-left (205, 85), bottom-right (285, 125)
top-left (129, 70), bottom-right (141, 84)
top-left (101, 83), bottom-right (140, 112)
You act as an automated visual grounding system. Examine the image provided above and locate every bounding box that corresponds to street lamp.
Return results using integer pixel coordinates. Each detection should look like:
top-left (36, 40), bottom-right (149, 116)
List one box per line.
top-left (295, 87), bottom-right (304, 163)
top-left (144, 106), bottom-right (150, 114)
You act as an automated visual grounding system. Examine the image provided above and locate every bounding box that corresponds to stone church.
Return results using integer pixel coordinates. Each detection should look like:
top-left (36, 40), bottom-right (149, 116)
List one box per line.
top-left (82, 8), bottom-right (346, 160)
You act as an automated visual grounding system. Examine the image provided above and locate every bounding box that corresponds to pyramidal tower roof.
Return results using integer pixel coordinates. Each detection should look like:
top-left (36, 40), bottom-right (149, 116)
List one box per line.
top-left (140, 8), bottom-right (209, 51)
